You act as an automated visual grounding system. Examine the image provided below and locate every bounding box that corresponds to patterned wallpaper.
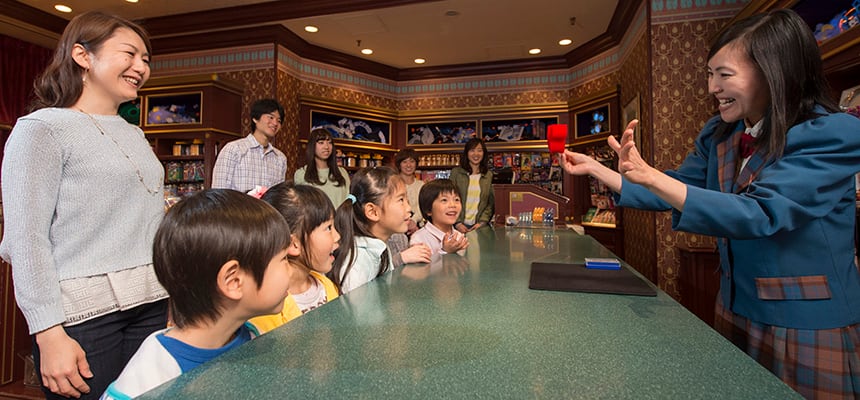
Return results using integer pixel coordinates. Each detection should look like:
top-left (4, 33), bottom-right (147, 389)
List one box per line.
top-left (650, 18), bottom-right (730, 298)
top-left (619, 18), bottom-right (657, 284)
top-left (277, 70), bottom-right (303, 174)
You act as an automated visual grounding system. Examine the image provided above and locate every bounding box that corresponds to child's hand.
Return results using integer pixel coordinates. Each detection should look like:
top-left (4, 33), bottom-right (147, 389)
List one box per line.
top-left (400, 243), bottom-right (432, 264)
top-left (442, 232), bottom-right (469, 253)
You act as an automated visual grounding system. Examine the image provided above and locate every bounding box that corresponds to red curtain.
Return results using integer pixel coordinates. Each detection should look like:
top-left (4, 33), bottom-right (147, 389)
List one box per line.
top-left (0, 34), bottom-right (53, 126)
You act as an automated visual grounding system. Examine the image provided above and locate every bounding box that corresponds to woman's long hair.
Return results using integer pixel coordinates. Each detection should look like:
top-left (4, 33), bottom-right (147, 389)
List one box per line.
top-left (303, 128), bottom-right (347, 187)
top-left (710, 9), bottom-right (838, 159)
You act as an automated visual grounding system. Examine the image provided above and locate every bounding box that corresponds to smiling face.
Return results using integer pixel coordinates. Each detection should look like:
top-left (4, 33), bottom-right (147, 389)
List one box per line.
top-left (707, 43), bottom-right (770, 125)
top-left (399, 157), bottom-right (417, 176)
top-left (254, 111), bottom-right (283, 142)
top-left (427, 190), bottom-right (461, 231)
top-left (306, 218), bottom-right (340, 274)
top-left (80, 27), bottom-right (150, 111)
top-left (467, 145), bottom-right (484, 171)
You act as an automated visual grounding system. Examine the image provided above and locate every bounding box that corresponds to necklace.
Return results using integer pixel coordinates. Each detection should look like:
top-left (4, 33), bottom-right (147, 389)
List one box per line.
top-left (79, 109), bottom-right (161, 195)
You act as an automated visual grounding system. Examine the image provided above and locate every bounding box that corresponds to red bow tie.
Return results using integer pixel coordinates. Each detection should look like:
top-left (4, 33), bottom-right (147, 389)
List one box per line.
top-left (740, 132), bottom-right (755, 158)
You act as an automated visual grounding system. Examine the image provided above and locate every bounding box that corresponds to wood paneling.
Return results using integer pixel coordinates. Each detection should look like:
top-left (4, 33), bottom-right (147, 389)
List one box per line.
top-left (677, 244), bottom-right (720, 327)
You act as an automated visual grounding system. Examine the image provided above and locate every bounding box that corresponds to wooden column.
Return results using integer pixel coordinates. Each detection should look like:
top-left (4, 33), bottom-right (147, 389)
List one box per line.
top-left (677, 244), bottom-right (721, 327)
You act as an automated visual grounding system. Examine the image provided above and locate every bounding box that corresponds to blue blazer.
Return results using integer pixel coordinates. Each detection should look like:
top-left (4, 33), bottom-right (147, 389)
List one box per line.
top-left (619, 111), bottom-right (860, 329)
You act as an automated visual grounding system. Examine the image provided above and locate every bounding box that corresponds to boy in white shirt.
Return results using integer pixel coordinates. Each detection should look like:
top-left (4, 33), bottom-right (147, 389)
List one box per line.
top-left (410, 179), bottom-right (469, 255)
top-left (101, 189), bottom-right (293, 399)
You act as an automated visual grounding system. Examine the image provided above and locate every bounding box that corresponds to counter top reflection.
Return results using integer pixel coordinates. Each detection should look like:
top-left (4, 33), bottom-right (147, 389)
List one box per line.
top-left (141, 227), bottom-right (799, 399)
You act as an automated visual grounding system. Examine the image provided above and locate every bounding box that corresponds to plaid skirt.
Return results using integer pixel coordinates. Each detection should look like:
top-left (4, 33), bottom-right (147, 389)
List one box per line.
top-left (714, 300), bottom-right (860, 399)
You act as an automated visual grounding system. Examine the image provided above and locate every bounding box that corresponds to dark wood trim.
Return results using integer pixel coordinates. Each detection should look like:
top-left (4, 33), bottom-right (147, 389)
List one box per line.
top-left (0, 0), bottom-right (67, 34)
top-left (723, 0), bottom-right (798, 27)
top-left (396, 56), bottom-right (570, 81)
top-left (820, 27), bottom-right (860, 73)
top-left (138, 0), bottom-right (442, 38)
top-left (151, 25), bottom-right (282, 54)
top-left (607, 0), bottom-right (643, 45)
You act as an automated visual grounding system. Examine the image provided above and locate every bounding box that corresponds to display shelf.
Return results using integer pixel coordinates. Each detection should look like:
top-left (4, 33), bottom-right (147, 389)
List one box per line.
top-left (158, 155), bottom-right (204, 161)
top-left (417, 164), bottom-right (457, 170)
top-left (139, 74), bottom-right (244, 197)
top-left (146, 130), bottom-right (240, 191)
top-left (581, 221), bottom-right (617, 229)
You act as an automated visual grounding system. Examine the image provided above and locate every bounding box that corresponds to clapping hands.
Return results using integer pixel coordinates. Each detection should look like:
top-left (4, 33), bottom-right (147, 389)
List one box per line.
top-left (442, 232), bottom-right (469, 254)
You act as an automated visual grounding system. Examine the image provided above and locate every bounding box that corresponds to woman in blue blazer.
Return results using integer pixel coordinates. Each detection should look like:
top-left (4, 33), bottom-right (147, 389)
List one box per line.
top-left (561, 9), bottom-right (860, 399)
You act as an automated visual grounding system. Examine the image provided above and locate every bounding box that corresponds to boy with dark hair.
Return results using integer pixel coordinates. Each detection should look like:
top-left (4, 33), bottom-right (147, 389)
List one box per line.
top-left (410, 179), bottom-right (469, 255)
top-left (101, 189), bottom-right (293, 399)
top-left (212, 98), bottom-right (288, 192)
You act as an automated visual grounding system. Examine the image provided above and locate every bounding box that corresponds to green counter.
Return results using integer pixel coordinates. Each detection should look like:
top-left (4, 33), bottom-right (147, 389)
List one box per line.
top-left (140, 227), bottom-right (800, 399)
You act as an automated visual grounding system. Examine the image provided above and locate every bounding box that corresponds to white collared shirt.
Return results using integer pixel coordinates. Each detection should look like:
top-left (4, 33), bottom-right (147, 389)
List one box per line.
top-left (410, 222), bottom-right (465, 255)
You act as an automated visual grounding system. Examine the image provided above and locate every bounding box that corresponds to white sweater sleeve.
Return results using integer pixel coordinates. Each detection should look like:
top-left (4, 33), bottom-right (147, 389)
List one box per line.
top-left (0, 118), bottom-right (67, 332)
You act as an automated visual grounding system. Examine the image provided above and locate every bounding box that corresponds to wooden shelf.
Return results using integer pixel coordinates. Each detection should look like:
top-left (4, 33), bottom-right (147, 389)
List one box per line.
top-left (159, 155), bottom-right (204, 161)
top-left (581, 221), bottom-right (617, 229)
top-left (417, 165), bottom-right (456, 169)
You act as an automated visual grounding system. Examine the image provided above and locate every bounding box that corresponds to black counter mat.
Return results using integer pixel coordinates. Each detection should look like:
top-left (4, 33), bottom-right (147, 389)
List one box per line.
top-left (529, 262), bottom-right (657, 297)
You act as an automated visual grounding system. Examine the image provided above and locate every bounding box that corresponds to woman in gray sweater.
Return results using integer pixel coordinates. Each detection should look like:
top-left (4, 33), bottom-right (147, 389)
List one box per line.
top-left (0, 12), bottom-right (168, 399)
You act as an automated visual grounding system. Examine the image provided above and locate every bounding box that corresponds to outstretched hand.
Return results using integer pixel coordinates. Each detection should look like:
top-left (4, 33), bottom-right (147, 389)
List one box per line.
top-left (558, 150), bottom-right (597, 176)
top-left (557, 119), bottom-right (650, 194)
top-left (608, 119), bottom-right (655, 187)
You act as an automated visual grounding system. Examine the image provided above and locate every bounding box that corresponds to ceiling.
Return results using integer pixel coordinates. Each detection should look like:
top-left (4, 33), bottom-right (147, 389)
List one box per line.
top-left (3, 0), bottom-right (620, 72)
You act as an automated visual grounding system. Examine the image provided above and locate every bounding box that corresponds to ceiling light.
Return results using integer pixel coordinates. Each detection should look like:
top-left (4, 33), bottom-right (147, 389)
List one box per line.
top-left (414, 58), bottom-right (426, 64)
top-left (361, 49), bottom-right (373, 55)
top-left (528, 48), bottom-right (541, 55)
top-left (559, 39), bottom-right (572, 46)
top-left (304, 25), bottom-right (318, 33)
top-left (125, 0), bottom-right (139, 3)
top-left (444, 10), bottom-right (460, 17)
top-left (54, 4), bottom-right (72, 12)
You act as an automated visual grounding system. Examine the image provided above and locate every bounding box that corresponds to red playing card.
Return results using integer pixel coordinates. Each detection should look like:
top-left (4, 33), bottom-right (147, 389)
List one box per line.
top-left (547, 124), bottom-right (568, 154)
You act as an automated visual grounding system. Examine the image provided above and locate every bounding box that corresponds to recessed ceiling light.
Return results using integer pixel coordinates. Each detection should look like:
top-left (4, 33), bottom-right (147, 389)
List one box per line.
top-left (414, 58), bottom-right (426, 64)
top-left (559, 39), bottom-right (572, 46)
top-left (528, 48), bottom-right (541, 55)
top-left (444, 10), bottom-right (459, 17)
top-left (54, 4), bottom-right (72, 12)
top-left (304, 25), bottom-right (318, 33)
top-left (125, 0), bottom-right (139, 3)
top-left (361, 48), bottom-right (373, 55)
